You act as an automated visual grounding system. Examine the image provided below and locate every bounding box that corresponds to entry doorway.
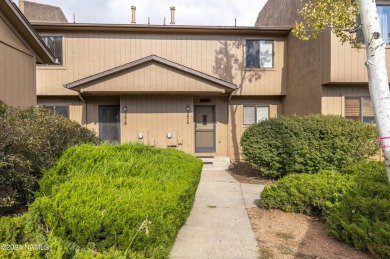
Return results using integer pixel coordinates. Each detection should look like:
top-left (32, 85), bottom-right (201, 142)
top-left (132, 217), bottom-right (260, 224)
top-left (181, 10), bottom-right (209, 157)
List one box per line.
top-left (195, 106), bottom-right (216, 153)
top-left (98, 105), bottom-right (120, 143)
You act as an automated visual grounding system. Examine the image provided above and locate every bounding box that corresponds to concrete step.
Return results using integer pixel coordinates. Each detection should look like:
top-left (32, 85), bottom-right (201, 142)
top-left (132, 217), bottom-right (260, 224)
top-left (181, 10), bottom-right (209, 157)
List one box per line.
top-left (197, 156), bottom-right (231, 163)
top-left (197, 156), bottom-right (232, 170)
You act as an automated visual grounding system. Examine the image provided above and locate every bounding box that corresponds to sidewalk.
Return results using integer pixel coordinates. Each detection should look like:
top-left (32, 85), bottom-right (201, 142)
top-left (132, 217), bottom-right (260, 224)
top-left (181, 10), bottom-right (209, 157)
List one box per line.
top-left (170, 169), bottom-right (264, 259)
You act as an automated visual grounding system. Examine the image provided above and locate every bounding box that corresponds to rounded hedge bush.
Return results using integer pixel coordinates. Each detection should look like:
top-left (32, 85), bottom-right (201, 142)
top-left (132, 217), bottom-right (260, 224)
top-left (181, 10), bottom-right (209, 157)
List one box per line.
top-left (325, 165), bottom-right (390, 258)
top-left (240, 115), bottom-right (378, 178)
top-left (0, 102), bottom-right (100, 211)
top-left (260, 170), bottom-right (353, 215)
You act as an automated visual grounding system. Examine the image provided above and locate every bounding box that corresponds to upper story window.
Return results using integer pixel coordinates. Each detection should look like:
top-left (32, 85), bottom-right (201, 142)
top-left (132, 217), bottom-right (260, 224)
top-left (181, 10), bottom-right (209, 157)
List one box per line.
top-left (246, 40), bottom-right (274, 68)
top-left (377, 6), bottom-right (390, 44)
top-left (42, 105), bottom-right (69, 118)
top-left (243, 105), bottom-right (269, 125)
top-left (357, 5), bottom-right (390, 44)
top-left (41, 36), bottom-right (63, 65)
top-left (345, 97), bottom-right (375, 124)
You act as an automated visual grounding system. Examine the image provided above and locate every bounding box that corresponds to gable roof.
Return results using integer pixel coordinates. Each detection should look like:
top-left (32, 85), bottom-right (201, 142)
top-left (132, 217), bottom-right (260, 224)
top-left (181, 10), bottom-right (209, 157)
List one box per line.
top-left (0, 0), bottom-right (55, 64)
top-left (64, 55), bottom-right (237, 93)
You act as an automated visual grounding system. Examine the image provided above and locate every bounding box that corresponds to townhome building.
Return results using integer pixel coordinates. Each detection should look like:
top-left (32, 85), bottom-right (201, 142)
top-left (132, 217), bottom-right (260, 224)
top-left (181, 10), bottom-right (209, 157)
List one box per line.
top-left (16, 0), bottom-right (390, 160)
top-left (23, 1), bottom-right (289, 160)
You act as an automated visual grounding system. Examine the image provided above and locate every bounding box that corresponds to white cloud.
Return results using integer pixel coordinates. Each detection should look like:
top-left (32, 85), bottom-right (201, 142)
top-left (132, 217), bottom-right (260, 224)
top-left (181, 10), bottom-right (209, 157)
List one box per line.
top-left (16, 0), bottom-right (267, 26)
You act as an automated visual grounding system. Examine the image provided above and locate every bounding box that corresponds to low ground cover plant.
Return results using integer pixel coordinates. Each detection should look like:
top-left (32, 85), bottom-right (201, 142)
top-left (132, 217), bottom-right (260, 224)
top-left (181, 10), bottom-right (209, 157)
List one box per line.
top-left (240, 115), bottom-right (378, 178)
top-left (260, 161), bottom-right (390, 258)
top-left (0, 143), bottom-right (203, 258)
top-left (0, 102), bottom-right (99, 210)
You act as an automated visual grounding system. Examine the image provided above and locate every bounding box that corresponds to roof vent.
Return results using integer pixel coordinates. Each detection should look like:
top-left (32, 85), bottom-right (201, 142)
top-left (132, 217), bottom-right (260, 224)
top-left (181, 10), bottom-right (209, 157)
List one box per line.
top-left (170, 6), bottom-right (175, 25)
top-left (131, 6), bottom-right (136, 24)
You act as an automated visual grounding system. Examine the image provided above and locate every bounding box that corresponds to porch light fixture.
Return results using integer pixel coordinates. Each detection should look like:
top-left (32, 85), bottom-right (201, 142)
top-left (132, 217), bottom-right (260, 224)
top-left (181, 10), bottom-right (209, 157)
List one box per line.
top-left (186, 105), bottom-right (190, 112)
top-left (123, 106), bottom-right (128, 125)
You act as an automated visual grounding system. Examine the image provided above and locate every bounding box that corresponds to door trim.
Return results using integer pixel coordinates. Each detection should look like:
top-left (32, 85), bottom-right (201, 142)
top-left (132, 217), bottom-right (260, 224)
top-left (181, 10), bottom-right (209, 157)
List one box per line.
top-left (98, 105), bottom-right (120, 143)
top-left (194, 105), bottom-right (216, 153)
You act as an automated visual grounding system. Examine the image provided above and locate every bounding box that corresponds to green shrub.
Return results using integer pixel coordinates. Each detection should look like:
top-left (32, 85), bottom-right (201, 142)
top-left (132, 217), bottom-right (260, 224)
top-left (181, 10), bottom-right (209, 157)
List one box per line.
top-left (0, 102), bottom-right (100, 209)
top-left (240, 115), bottom-right (378, 178)
top-left (1, 143), bottom-right (202, 258)
top-left (325, 169), bottom-right (390, 258)
top-left (260, 170), bottom-right (353, 215)
top-left (340, 160), bottom-right (385, 176)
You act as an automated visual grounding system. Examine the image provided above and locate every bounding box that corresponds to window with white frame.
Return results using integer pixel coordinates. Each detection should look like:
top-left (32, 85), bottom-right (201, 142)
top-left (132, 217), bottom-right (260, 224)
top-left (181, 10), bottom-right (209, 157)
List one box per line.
top-left (42, 105), bottom-right (69, 118)
top-left (40, 36), bottom-right (63, 65)
top-left (243, 106), bottom-right (269, 125)
top-left (345, 97), bottom-right (375, 124)
top-left (246, 40), bottom-right (274, 68)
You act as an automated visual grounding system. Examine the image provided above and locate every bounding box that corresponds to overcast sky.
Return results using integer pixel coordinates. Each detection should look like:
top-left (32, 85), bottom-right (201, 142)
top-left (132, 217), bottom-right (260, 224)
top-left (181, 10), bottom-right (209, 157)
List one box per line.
top-left (16, 0), bottom-right (268, 26)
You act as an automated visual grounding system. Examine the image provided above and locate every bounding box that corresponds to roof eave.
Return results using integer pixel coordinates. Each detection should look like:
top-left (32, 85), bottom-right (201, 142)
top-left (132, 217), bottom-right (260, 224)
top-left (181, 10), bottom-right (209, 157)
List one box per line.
top-left (0, 0), bottom-right (56, 64)
top-left (31, 22), bottom-right (291, 35)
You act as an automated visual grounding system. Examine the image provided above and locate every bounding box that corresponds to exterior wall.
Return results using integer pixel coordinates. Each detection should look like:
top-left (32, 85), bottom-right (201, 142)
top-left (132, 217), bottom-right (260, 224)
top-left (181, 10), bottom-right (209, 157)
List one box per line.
top-left (0, 11), bottom-right (36, 107)
top-left (36, 32), bottom-right (287, 96)
top-left (74, 62), bottom-right (228, 94)
top-left (257, 0), bottom-right (329, 115)
top-left (37, 96), bottom-right (85, 124)
top-left (322, 85), bottom-right (370, 116)
top-left (229, 96), bottom-right (282, 160)
top-left (120, 95), bottom-right (229, 156)
top-left (329, 33), bottom-right (390, 83)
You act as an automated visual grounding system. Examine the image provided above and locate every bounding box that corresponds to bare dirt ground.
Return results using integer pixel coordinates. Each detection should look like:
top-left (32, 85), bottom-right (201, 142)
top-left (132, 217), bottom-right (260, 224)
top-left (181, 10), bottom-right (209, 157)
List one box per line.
top-left (227, 162), bottom-right (276, 185)
top-left (227, 162), bottom-right (372, 259)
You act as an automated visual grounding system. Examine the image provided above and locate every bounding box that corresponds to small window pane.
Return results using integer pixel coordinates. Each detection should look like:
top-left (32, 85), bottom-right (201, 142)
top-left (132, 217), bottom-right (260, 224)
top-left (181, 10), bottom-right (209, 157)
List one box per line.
top-left (259, 40), bottom-right (273, 68)
top-left (246, 40), bottom-right (260, 68)
top-left (378, 6), bottom-right (390, 44)
top-left (256, 106), bottom-right (269, 122)
top-left (43, 105), bottom-right (69, 118)
top-left (363, 97), bottom-right (375, 124)
top-left (41, 36), bottom-right (63, 65)
top-left (244, 106), bottom-right (256, 125)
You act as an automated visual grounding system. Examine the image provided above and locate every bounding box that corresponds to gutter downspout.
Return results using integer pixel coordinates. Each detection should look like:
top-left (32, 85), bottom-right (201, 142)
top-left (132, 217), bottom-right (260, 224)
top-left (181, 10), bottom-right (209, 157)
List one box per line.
top-left (77, 92), bottom-right (88, 129)
top-left (227, 89), bottom-right (236, 161)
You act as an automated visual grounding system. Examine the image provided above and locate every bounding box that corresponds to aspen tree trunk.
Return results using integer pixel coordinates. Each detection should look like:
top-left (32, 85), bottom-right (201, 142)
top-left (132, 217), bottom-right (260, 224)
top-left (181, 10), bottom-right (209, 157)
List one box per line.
top-left (359, 0), bottom-right (390, 182)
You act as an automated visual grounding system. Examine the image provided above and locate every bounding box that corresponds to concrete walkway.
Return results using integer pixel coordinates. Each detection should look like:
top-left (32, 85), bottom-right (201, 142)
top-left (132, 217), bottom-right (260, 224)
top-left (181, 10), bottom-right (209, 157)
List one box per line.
top-left (170, 169), bottom-right (264, 259)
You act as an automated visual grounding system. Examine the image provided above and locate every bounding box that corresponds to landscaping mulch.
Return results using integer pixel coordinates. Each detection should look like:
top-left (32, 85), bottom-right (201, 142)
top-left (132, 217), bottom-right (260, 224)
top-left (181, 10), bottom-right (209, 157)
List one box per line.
top-left (247, 208), bottom-right (372, 259)
top-left (226, 161), bottom-right (276, 185)
top-left (229, 161), bottom-right (372, 259)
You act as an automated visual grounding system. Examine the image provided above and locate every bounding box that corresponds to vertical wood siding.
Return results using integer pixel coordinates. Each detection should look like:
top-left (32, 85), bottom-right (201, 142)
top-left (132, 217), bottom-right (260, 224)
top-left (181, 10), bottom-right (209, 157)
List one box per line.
top-left (229, 96), bottom-right (282, 160)
top-left (329, 33), bottom-right (390, 83)
top-left (120, 95), bottom-right (229, 156)
top-left (36, 32), bottom-right (287, 96)
top-left (0, 12), bottom-right (36, 107)
top-left (322, 85), bottom-right (370, 116)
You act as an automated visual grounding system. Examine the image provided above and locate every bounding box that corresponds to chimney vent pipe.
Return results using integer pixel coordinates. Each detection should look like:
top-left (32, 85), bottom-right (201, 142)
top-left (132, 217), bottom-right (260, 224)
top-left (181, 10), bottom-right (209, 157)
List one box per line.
top-left (131, 6), bottom-right (136, 24)
top-left (170, 6), bottom-right (175, 25)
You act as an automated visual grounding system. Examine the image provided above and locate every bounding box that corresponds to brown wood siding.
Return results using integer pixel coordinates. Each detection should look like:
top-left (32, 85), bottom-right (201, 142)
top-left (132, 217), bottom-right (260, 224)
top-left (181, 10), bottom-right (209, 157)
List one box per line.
top-left (120, 95), bottom-right (229, 156)
top-left (328, 33), bottom-right (390, 83)
top-left (322, 85), bottom-right (370, 116)
top-left (0, 11), bottom-right (36, 107)
top-left (36, 32), bottom-right (287, 96)
top-left (37, 96), bottom-right (85, 124)
top-left (75, 62), bottom-right (227, 94)
top-left (228, 96), bottom-right (282, 160)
